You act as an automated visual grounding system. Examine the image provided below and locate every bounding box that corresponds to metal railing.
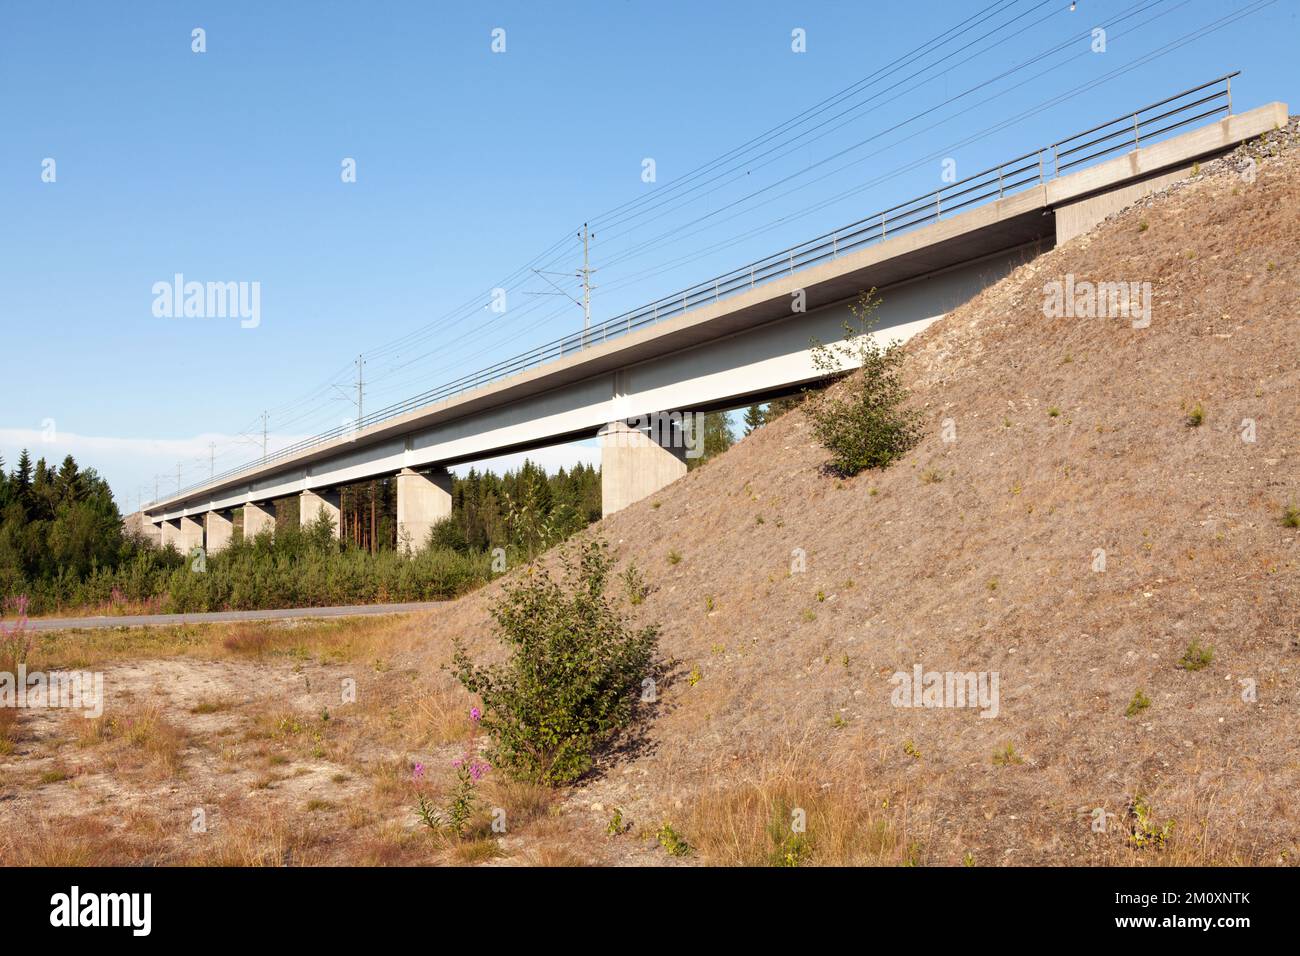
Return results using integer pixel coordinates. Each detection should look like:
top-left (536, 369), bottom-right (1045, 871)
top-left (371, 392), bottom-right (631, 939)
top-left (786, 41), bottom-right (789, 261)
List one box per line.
top-left (150, 73), bottom-right (1237, 508)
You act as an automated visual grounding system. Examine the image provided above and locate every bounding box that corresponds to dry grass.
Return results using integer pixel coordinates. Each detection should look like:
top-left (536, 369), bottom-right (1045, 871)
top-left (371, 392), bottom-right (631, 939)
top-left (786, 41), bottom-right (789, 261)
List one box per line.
top-left (524, 845), bottom-right (592, 867)
top-left (182, 810), bottom-right (326, 866)
top-left (122, 706), bottom-right (188, 776)
top-left (483, 777), bottom-right (555, 831)
top-left (449, 835), bottom-right (502, 865)
top-left (65, 704), bottom-right (189, 777)
top-left (29, 614), bottom-right (419, 672)
top-left (222, 625), bottom-right (271, 656)
top-left (0, 709), bottom-right (17, 755)
top-left (191, 696), bottom-right (235, 715)
top-left (683, 752), bottom-right (907, 866)
top-left (0, 816), bottom-right (123, 866)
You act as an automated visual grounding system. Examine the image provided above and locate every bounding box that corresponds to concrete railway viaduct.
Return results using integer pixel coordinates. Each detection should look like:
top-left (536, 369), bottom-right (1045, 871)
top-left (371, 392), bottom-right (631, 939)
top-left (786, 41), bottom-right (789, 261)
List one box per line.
top-left (142, 79), bottom-right (1285, 554)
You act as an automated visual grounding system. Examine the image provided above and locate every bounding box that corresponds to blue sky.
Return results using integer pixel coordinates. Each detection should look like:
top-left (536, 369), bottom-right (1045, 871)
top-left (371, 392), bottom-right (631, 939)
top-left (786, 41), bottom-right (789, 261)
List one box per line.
top-left (2, 0), bottom-right (1295, 511)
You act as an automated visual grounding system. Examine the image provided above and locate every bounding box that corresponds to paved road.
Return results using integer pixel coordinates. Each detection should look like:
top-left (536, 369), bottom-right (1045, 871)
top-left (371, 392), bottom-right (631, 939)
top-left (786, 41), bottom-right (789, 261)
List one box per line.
top-left (24, 601), bottom-right (446, 633)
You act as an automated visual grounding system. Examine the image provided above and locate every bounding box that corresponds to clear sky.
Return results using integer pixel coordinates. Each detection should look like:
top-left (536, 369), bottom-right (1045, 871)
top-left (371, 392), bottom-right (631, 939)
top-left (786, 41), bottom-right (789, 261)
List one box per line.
top-left (2, 0), bottom-right (1295, 511)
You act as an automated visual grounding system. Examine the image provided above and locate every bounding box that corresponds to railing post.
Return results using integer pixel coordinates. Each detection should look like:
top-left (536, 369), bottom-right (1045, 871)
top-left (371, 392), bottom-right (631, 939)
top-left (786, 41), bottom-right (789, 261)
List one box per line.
top-left (788, 251), bottom-right (794, 276)
top-left (1133, 113), bottom-right (1140, 149)
top-left (998, 166), bottom-right (1004, 197)
top-left (1052, 145), bottom-right (1059, 179)
top-left (714, 279), bottom-right (719, 302)
top-left (750, 265), bottom-right (755, 289)
top-left (935, 192), bottom-right (941, 221)
top-left (1226, 74), bottom-right (1233, 115)
top-left (881, 211), bottom-right (887, 239)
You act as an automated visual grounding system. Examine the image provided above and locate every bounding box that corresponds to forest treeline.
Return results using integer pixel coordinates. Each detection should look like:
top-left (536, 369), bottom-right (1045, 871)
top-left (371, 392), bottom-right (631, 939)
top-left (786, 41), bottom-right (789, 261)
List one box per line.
top-left (0, 414), bottom-right (745, 616)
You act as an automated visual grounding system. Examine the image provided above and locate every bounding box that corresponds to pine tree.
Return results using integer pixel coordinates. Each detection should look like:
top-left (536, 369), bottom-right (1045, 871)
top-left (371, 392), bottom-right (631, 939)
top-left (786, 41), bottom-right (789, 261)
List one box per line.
top-left (12, 449), bottom-right (33, 510)
top-left (687, 411), bottom-right (735, 471)
top-left (743, 404), bottom-right (765, 435)
top-left (56, 455), bottom-right (82, 503)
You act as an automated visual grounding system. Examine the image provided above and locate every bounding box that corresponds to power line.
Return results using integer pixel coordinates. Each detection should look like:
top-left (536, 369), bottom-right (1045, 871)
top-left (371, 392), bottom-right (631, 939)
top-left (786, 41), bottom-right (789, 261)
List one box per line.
top-left (179, 2), bottom-right (1051, 469)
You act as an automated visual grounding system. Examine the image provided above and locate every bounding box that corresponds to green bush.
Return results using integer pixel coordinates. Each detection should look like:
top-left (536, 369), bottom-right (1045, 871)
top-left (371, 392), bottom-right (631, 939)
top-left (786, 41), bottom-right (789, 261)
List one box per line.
top-left (452, 537), bottom-right (658, 786)
top-left (805, 290), bottom-right (922, 476)
top-left (1176, 640), bottom-right (1213, 671)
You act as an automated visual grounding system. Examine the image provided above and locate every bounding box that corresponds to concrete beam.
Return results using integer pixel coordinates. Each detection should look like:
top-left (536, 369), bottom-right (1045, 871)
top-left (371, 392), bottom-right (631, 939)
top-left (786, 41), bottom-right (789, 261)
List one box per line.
top-left (601, 420), bottom-right (688, 517)
top-left (300, 489), bottom-right (341, 538)
top-left (205, 510), bottom-right (234, 554)
top-left (396, 468), bottom-right (452, 553)
top-left (244, 501), bottom-right (276, 540)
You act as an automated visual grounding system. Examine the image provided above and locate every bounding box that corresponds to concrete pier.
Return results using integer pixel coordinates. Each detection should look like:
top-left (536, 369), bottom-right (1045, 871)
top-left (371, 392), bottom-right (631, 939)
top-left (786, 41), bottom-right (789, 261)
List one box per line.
top-left (243, 501), bottom-right (276, 540)
top-left (300, 488), bottom-right (341, 538)
top-left (160, 518), bottom-right (182, 551)
top-left (179, 515), bottom-right (204, 554)
top-left (204, 510), bottom-right (234, 553)
top-left (395, 468), bottom-right (452, 553)
top-left (600, 420), bottom-right (688, 517)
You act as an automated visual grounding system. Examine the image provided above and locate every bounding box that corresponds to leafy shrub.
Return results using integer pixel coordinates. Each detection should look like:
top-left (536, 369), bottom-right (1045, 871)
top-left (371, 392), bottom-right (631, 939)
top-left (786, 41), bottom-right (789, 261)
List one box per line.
top-left (1125, 688), bottom-right (1151, 717)
top-left (426, 517), bottom-right (469, 554)
top-left (1177, 641), bottom-right (1213, 671)
top-left (991, 743), bottom-right (1023, 766)
top-left (806, 290), bottom-right (922, 476)
top-left (1128, 794), bottom-right (1174, 849)
top-left (621, 563), bottom-right (648, 605)
top-left (452, 537), bottom-right (659, 786)
top-left (657, 822), bottom-right (691, 857)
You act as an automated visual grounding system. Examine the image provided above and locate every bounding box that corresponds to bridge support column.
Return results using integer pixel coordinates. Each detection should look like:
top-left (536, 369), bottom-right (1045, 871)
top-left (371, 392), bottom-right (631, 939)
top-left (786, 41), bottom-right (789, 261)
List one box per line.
top-left (159, 518), bottom-right (182, 551)
top-left (243, 501), bottom-right (276, 540)
top-left (204, 510), bottom-right (234, 554)
top-left (396, 467), bottom-right (452, 553)
top-left (179, 515), bottom-right (204, 554)
top-left (300, 489), bottom-right (341, 538)
top-left (600, 420), bottom-right (688, 517)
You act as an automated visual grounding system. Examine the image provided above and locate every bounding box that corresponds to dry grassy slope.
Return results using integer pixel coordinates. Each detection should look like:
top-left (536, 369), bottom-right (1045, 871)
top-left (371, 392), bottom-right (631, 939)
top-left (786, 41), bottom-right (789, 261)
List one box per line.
top-left (415, 128), bottom-right (1299, 865)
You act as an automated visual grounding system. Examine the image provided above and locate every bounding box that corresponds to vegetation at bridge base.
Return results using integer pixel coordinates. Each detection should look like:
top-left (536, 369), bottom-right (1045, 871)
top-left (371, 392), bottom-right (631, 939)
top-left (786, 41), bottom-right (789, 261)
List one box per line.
top-left (159, 515), bottom-right (495, 612)
top-left (0, 451), bottom-right (602, 616)
top-left (806, 289), bottom-right (923, 476)
top-left (429, 460), bottom-right (601, 558)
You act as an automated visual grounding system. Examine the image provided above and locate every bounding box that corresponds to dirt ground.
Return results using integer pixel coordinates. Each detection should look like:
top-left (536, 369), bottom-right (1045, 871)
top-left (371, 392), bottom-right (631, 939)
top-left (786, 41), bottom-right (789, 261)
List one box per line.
top-left (2, 121), bottom-right (1297, 867)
